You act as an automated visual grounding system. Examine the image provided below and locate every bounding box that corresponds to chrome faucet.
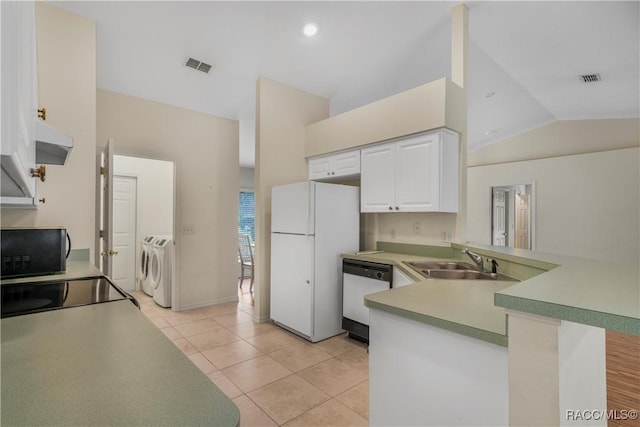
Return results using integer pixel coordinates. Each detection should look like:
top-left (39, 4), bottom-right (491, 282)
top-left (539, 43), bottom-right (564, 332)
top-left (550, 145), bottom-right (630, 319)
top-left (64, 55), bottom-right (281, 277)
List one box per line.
top-left (462, 248), bottom-right (484, 272)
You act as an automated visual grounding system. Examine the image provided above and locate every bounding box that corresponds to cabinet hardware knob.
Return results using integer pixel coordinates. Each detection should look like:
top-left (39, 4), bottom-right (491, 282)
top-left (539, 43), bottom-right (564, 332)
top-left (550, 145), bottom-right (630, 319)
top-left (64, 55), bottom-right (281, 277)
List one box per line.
top-left (37, 108), bottom-right (46, 121)
top-left (331, 172), bottom-right (335, 175)
top-left (38, 197), bottom-right (45, 204)
top-left (306, 280), bottom-right (310, 284)
top-left (395, 206), bottom-right (399, 210)
top-left (388, 206), bottom-right (393, 210)
top-left (30, 164), bottom-right (46, 182)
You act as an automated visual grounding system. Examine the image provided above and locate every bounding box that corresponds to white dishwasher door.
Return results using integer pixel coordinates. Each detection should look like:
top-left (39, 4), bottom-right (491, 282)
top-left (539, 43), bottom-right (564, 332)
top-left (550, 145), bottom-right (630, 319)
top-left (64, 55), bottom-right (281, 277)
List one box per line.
top-left (342, 273), bottom-right (390, 326)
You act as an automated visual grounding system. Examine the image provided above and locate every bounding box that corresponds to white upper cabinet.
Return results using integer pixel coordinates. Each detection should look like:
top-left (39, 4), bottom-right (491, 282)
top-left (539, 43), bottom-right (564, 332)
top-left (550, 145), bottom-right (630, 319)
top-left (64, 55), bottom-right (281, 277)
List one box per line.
top-left (1, 1), bottom-right (38, 204)
top-left (308, 150), bottom-right (360, 181)
top-left (360, 143), bottom-right (395, 211)
top-left (361, 130), bottom-right (459, 213)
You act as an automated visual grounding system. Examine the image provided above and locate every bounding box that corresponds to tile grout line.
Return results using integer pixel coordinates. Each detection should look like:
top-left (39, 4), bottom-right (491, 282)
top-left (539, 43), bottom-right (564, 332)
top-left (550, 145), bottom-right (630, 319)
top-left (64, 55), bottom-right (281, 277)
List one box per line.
top-left (135, 289), bottom-right (369, 425)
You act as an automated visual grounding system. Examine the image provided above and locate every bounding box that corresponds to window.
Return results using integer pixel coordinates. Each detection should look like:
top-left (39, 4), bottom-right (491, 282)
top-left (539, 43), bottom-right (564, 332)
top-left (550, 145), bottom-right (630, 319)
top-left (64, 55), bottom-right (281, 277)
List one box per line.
top-left (239, 191), bottom-right (255, 243)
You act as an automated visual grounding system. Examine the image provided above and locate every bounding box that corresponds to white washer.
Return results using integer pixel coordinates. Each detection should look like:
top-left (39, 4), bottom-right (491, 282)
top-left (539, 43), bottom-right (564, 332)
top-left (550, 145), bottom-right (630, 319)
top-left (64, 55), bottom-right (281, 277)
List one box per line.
top-left (138, 235), bottom-right (157, 296)
top-left (149, 236), bottom-right (173, 308)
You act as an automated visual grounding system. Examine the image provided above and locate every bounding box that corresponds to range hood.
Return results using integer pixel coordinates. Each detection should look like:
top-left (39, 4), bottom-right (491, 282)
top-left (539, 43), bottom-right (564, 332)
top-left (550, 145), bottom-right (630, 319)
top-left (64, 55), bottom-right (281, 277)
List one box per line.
top-left (35, 119), bottom-right (73, 165)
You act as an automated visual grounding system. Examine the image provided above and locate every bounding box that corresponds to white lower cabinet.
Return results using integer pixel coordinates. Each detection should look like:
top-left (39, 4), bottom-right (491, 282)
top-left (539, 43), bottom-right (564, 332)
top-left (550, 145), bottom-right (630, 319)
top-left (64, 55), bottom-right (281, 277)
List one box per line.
top-left (392, 267), bottom-right (413, 287)
top-left (369, 308), bottom-right (508, 426)
top-left (361, 130), bottom-right (459, 213)
top-left (308, 150), bottom-right (360, 181)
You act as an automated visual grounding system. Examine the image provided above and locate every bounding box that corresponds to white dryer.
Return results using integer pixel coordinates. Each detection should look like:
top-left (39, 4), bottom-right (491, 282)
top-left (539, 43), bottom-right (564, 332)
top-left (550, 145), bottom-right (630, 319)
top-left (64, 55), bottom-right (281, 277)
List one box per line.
top-left (138, 235), bottom-right (157, 296)
top-left (149, 236), bottom-right (173, 308)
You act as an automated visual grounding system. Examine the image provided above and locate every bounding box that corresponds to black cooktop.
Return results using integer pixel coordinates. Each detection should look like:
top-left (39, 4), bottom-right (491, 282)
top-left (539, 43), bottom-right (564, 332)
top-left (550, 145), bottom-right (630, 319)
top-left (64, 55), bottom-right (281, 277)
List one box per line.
top-left (1, 276), bottom-right (139, 318)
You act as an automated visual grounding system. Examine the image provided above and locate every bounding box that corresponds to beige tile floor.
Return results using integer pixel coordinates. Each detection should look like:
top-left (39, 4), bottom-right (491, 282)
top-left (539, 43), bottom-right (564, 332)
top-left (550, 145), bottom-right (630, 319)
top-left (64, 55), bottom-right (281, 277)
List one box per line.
top-left (132, 280), bottom-right (369, 426)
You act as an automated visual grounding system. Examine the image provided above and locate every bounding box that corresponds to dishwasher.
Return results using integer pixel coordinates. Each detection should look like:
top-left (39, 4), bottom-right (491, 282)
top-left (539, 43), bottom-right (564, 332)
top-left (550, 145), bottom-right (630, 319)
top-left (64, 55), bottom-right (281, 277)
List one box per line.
top-left (342, 259), bottom-right (392, 343)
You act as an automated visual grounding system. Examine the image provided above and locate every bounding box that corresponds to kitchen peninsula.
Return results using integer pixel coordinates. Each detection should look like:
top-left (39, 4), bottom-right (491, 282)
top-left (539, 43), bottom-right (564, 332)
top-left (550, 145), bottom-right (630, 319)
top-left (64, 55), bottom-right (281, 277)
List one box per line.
top-left (1, 260), bottom-right (240, 427)
top-left (345, 242), bottom-right (639, 426)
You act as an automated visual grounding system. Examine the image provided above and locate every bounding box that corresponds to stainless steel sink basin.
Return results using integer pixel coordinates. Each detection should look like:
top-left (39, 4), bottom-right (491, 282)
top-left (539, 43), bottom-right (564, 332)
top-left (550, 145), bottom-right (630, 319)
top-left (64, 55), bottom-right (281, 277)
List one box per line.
top-left (407, 261), bottom-right (518, 281)
top-left (407, 261), bottom-right (475, 271)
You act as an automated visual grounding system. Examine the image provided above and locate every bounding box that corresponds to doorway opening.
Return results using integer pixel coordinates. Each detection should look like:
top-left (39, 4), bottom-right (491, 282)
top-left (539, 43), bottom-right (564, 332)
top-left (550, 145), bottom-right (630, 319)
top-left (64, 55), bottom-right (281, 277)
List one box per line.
top-left (491, 183), bottom-right (535, 250)
top-left (96, 140), bottom-right (176, 308)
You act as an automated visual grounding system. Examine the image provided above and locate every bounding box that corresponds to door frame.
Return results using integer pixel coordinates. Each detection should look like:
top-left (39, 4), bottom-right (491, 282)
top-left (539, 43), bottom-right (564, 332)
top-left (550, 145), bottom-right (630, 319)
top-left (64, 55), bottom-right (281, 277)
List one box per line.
top-left (96, 147), bottom-right (178, 310)
top-left (489, 181), bottom-right (536, 250)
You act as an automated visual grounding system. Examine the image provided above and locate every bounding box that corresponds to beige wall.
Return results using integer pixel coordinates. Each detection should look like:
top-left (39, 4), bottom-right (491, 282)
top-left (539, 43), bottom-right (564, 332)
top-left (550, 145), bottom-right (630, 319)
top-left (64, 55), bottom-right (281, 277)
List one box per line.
top-left (1, 3), bottom-right (97, 257)
top-left (467, 119), bottom-right (640, 264)
top-left (97, 89), bottom-right (239, 310)
top-left (469, 118), bottom-right (640, 167)
top-left (239, 167), bottom-right (254, 190)
top-left (254, 77), bottom-right (329, 322)
top-left (305, 78), bottom-right (465, 158)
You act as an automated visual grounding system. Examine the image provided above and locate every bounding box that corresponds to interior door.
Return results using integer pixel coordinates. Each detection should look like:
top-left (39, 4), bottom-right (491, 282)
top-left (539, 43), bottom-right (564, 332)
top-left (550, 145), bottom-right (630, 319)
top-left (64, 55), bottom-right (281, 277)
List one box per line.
top-left (96, 138), bottom-right (115, 276)
top-left (270, 233), bottom-right (313, 337)
top-left (492, 188), bottom-right (507, 246)
top-left (112, 176), bottom-right (137, 290)
top-left (515, 193), bottom-right (530, 249)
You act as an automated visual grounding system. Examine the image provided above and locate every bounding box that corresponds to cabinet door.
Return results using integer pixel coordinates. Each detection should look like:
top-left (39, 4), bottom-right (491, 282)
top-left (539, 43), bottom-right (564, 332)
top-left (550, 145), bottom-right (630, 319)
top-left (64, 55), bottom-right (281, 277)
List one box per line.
top-left (395, 133), bottom-right (441, 212)
top-left (1, 1), bottom-right (37, 200)
top-left (308, 157), bottom-right (332, 180)
top-left (392, 267), bottom-right (414, 288)
top-left (308, 150), bottom-right (360, 181)
top-left (333, 151), bottom-right (360, 177)
top-left (361, 142), bottom-right (395, 212)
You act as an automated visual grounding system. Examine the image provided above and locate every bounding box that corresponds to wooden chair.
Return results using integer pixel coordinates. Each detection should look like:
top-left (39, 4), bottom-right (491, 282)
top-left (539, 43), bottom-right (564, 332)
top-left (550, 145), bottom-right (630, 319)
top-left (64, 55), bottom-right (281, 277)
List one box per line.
top-left (238, 233), bottom-right (254, 292)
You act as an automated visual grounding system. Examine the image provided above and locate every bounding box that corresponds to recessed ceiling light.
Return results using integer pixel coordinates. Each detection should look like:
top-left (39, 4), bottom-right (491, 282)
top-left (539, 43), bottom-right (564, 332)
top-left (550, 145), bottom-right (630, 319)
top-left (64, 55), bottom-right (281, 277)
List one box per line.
top-left (303, 23), bottom-right (318, 37)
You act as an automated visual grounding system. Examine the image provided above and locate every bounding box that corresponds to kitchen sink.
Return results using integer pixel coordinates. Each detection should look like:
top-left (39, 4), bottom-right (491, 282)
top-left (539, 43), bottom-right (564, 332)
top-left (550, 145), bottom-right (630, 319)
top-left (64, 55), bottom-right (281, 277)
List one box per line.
top-left (407, 261), bottom-right (518, 281)
top-left (408, 261), bottom-right (476, 271)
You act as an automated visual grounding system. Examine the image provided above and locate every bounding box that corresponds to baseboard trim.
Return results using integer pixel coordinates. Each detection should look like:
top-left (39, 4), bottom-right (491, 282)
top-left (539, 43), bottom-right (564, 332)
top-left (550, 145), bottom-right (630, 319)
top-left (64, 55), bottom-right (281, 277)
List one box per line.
top-left (176, 295), bottom-right (239, 312)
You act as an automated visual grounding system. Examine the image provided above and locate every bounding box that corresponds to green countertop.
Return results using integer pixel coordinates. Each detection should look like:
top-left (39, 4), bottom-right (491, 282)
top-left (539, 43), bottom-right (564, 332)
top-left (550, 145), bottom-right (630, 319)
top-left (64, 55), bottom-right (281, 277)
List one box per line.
top-left (345, 252), bottom-right (515, 346)
top-left (348, 243), bottom-right (640, 345)
top-left (1, 300), bottom-right (240, 426)
top-left (1, 262), bottom-right (240, 426)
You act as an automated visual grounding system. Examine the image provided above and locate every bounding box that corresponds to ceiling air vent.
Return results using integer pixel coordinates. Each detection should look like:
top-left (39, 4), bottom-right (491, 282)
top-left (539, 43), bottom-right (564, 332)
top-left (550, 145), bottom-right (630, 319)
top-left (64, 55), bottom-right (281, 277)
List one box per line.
top-left (580, 73), bottom-right (601, 83)
top-left (185, 57), bottom-right (213, 74)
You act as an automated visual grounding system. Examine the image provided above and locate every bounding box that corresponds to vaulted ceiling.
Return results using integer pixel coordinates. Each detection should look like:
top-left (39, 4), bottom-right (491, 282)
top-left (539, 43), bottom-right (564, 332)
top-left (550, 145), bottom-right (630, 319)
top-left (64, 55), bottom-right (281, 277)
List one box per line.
top-left (53, 1), bottom-right (639, 166)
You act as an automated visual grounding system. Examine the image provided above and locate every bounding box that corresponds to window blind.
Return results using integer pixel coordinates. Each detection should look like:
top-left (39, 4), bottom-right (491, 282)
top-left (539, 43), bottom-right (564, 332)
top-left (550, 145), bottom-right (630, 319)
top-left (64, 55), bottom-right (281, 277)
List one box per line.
top-left (238, 191), bottom-right (255, 242)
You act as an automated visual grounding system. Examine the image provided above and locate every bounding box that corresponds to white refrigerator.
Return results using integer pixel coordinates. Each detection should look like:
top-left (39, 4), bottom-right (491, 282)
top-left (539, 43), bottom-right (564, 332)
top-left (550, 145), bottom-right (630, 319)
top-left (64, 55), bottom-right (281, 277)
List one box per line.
top-left (270, 181), bottom-right (359, 342)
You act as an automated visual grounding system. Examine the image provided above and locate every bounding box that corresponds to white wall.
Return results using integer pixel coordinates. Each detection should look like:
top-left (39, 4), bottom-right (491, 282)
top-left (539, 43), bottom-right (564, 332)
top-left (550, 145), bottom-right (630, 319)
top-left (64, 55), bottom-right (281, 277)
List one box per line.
top-left (1, 4), bottom-right (96, 256)
top-left (466, 118), bottom-right (640, 264)
top-left (114, 155), bottom-right (173, 237)
top-left (97, 89), bottom-right (239, 310)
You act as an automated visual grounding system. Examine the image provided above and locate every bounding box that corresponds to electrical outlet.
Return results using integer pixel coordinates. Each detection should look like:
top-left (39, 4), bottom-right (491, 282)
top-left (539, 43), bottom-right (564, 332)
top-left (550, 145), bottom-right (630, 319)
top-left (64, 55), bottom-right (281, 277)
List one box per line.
top-left (442, 231), bottom-right (452, 242)
top-left (390, 227), bottom-right (396, 240)
top-left (413, 222), bottom-right (421, 234)
top-left (182, 225), bottom-right (194, 235)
